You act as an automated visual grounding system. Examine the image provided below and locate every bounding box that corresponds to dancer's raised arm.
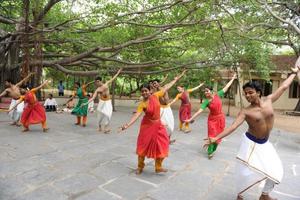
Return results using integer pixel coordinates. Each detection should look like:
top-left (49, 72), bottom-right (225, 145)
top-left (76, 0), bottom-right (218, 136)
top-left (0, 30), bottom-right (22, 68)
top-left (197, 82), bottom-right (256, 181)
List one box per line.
top-left (268, 66), bottom-right (299, 103)
top-left (221, 73), bottom-right (237, 93)
top-left (16, 72), bottom-right (35, 87)
top-left (0, 89), bottom-right (8, 98)
top-left (105, 68), bottom-right (122, 85)
top-left (162, 69), bottom-right (187, 93)
top-left (187, 82), bottom-right (204, 93)
top-left (84, 80), bottom-right (95, 88)
top-left (32, 80), bottom-right (50, 92)
top-left (160, 74), bottom-right (169, 85)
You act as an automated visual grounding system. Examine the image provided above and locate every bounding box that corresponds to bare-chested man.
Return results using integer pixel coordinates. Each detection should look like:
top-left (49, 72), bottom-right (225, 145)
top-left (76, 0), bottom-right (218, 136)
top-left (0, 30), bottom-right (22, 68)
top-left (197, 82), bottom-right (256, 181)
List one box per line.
top-left (152, 71), bottom-right (186, 144)
top-left (0, 73), bottom-right (34, 125)
top-left (85, 68), bottom-right (122, 133)
top-left (205, 63), bottom-right (300, 200)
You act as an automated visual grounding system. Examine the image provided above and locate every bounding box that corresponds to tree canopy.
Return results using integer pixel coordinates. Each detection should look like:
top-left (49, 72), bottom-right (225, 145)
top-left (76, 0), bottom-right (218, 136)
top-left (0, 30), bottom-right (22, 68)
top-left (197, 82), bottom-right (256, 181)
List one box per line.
top-left (0, 0), bottom-right (299, 82)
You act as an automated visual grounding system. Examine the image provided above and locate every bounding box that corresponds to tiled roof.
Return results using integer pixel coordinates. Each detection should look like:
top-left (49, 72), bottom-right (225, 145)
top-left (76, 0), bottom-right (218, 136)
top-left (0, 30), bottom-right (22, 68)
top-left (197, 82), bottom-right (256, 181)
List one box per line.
top-left (269, 55), bottom-right (297, 71)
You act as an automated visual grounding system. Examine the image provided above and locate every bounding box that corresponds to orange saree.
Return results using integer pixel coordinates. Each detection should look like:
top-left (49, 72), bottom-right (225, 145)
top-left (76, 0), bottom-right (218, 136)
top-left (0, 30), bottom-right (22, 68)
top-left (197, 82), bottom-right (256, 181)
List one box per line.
top-left (21, 89), bottom-right (46, 127)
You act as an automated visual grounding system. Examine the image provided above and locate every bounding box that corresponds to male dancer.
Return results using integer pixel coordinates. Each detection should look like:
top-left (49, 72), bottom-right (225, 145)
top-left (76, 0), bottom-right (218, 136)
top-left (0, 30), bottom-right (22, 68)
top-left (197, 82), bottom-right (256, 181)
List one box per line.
top-left (85, 69), bottom-right (122, 133)
top-left (0, 73), bottom-right (34, 125)
top-left (205, 63), bottom-right (300, 200)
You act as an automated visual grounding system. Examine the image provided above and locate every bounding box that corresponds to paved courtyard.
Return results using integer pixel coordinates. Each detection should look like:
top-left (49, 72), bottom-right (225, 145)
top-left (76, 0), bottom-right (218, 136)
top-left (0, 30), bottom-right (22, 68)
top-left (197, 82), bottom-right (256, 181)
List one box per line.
top-left (0, 107), bottom-right (300, 200)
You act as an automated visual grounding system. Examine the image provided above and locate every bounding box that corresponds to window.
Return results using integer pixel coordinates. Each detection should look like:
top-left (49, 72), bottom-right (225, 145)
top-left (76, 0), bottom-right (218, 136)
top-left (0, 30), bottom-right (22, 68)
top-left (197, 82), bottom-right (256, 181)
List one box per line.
top-left (289, 81), bottom-right (300, 98)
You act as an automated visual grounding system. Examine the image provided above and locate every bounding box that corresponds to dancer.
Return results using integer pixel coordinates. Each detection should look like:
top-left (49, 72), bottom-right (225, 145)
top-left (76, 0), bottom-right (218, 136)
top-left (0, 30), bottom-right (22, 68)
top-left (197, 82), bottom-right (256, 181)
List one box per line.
top-left (185, 73), bottom-right (237, 158)
top-left (204, 64), bottom-right (300, 200)
top-left (7, 80), bottom-right (50, 132)
top-left (85, 68), bottom-right (122, 133)
top-left (168, 82), bottom-right (204, 133)
top-left (0, 72), bottom-right (34, 125)
top-left (119, 71), bottom-right (185, 174)
top-left (66, 81), bottom-right (94, 127)
top-left (152, 71), bottom-right (186, 144)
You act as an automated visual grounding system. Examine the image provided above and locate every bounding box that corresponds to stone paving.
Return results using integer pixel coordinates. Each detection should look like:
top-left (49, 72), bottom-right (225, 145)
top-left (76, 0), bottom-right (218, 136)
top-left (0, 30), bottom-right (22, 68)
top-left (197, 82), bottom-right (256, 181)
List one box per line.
top-left (0, 107), bottom-right (299, 200)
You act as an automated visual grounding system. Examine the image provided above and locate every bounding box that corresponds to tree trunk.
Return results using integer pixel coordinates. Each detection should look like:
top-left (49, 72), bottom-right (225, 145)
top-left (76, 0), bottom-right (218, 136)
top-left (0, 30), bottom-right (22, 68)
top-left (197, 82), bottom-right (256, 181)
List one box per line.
top-left (21, 0), bottom-right (30, 80)
top-left (31, 0), bottom-right (44, 100)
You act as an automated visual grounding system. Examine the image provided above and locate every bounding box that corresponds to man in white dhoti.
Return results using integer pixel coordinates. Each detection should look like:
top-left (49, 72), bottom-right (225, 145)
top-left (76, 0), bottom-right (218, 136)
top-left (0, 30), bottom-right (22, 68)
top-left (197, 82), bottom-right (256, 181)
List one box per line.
top-left (152, 73), bottom-right (186, 144)
top-left (84, 69), bottom-right (122, 133)
top-left (0, 73), bottom-right (34, 126)
top-left (205, 61), bottom-right (300, 200)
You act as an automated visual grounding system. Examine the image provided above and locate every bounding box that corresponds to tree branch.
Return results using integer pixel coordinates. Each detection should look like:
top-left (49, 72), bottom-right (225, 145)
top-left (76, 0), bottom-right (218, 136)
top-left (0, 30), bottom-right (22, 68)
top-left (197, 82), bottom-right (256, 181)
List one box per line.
top-left (261, 0), bottom-right (300, 35)
top-left (0, 15), bottom-right (15, 24)
top-left (35, 0), bottom-right (63, 24)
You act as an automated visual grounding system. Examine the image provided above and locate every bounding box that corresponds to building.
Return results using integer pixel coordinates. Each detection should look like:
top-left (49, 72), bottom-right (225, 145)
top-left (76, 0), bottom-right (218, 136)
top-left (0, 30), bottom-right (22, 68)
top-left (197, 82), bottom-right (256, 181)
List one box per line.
top-left (218, 55), bottom-right (300, 110)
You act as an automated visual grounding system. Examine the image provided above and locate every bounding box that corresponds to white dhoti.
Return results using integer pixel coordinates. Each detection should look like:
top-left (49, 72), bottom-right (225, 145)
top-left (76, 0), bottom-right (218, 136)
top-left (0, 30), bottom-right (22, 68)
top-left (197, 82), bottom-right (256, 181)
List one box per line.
top-left (160, 106), bottom-right (174, 135)
top-left (8, 99), bottom-right (24, 122)
top-left (236, 132), bottom-right (283, 196)
top-left (97, 99), bottom-right (112, 126)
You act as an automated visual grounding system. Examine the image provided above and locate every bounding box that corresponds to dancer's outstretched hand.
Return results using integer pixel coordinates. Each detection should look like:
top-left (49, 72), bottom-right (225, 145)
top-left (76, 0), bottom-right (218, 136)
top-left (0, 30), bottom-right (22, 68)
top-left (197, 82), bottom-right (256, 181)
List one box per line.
top-left (203, 137), bottom-right (216, 149)
top-left (118, 124), bottom-right (128, 133)
top-left (184, 119), bottom-right (194, 124)
top-left (291, 65), bottom-right (300, 73)
top-left (80, 103), bottom-right (87, 108)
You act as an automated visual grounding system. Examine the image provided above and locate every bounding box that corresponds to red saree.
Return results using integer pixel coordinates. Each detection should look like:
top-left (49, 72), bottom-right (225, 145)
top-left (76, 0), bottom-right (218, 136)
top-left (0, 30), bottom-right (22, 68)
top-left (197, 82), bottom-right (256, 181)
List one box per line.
top-left (136, 95), bottom-right (169, 158)
top-left (21, 89), bottom-right (46, 127)
top-left (179, 91), bottom-right (191, 123)
top-left (207, 95), bottom-right (225, 144)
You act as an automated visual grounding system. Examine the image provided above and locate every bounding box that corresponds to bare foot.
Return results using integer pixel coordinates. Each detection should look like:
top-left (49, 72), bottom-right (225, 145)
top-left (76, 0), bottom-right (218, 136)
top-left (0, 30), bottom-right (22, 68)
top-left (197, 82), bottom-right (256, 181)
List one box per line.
top-left (135, 168), bottom-right (143, 175)
top-left (43, 128), bottom-right (49, 133)
top-left (184, 129), bottom-right (191, 134)
top-left (10, 122), bottom-right (17, 126)
top-left (259, 194), bottom-right (277, 200)
top-left (104, 129), bottom-right (111, 134)
top-left (155, 168), bottom-right (168, 173)
top-left (169, 139), bottom-right (176, 145)
top-left (22, 128), bottom-right (29, 132)
top-left (16, 123), bottom-right (21, 127)
top-left (82, 124), bottom-right (86, 127)
top-left (208, 152), bottom-right (215, 159)
top-left (236, 194), bottom-right (243, 200)
top-left (75, 123), bottom-right (80, 125)
top-left (98, 126), bottom-right (102, 132)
